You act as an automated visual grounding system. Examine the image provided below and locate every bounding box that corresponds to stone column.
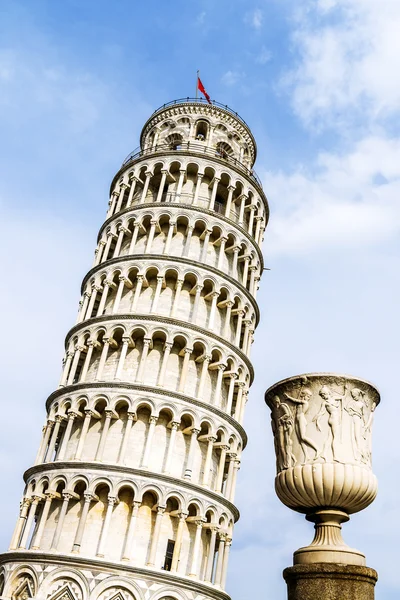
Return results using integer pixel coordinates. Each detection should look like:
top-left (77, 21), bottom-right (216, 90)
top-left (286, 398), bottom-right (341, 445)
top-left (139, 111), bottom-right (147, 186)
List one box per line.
top-left (95, 338), bottom-right (110, 381)
top-left (136, 338), bottom-right (151, 382)
top-left (213, 364), bottom-right (226, 407)
top-left (221, 537), bottom-right (232, 588)
top-left (189, 519), bottom-right (205, 577)
top-left (122, 500), bottom-right (141, 561)
top-left (163, 421), bottom-right (180, 474)
top-left (9, 499), bottom-right (31, 550)
top-left (200, 229), bottom-right (211, 263)
top-left (234, 382), bottom-right (245, 421)
top-left (114, 336), bottom-right (130, 380)
top-left (45, 415), bottom-right (63, 462)
top-left (141, 416), bottom-right (157, 468)
top-left (145, 219), bottom-right (157, 253)
top-left (72, 492), bottom-right (95, 553)
top-left (59, 352), bottom-right (73, 387)
top-left (118, 412), bottom-right (136, 464)
top-left (178, 347), bottom-right (192, 393)
top-left (242, 256), bottom-right (250, 286)
top-left (224, 453), bottom-right (237, 499)
top-left (19, 496), bottom-right (41, 549)
top-left (95, 410), bottom-right (114, 461)
top-left (35, 420), bottom-right (54, 464)
top-left (94, 241), bottom-right (106, 267)
top-left (175, 169), bottom-right (186, 200)
top-left (192, 172), bottom-right (203, 205)
top-left (229, 459), bottom-right (241, 503)
top-left (170, 512), bottom-right (188, 572)
top-left (77, 291), bottom-right (90, 323)
top-left (202, 436), bottom-right (217, 487)
top-left (204, 526), bottom-right (219, 582)
top-left (31, 493), bottom-right (57, 550)
top-left (113, 276), bottom-right (130, 313)
top-left (102, 231), bottom-right (116, 262)
top-left (215, 445), bottom-right (229, 493)
top-left (147, 506), bottom-right (165, 566)
top-left (183, 225), bottom-right (194, 257)
top-left (140, 171), bottom-right (152, 203)
top-left (128, 223), bottom-right (140, 253)
top-left (97, 496), bottom-right (118, 557)
top-left (225, 185), bottom-right (235, 218)
top-left (113, 226), bottom-right (128, 258)
top-left (223, 301), bottom-right (233, 339)
top-left (238, 195), bottom-right (247, 225)
top-left (75, 410), bottom-right (95, 460)
top-left (208, 291), bottom-right (219, 329)
top-left (51, 492), bottom-right (73, 551)
top-left (156, 169), bottom-right (168, 202)
top-left (157, 342), bottom-right (173, 387)
top-left (131, 275), bottom-right (144, 312)
top-left (208, 177), bottom-right (220, 209)
top-left (86, 284), bottom-right (101, 319)
top-left (57, 411), bottom-right (78, 461)
top-left (191, 284), bottom-right (203, 322)
top-left (248, 205), bottom-right (256, 234)
top-left (171, 279), bottom-right (184, 318)
top-left (214, 533), bottom-right (227, 587)
top-left (234, 309), bottom-right (244, 346)
top-left (115, 184), bottom-right (127, 212)
top-left (232, 246), bottom-right (240, 277)
top-left (217, 237), bottom-right (227, 270)
top-left (164, 221), bottom-right (175, 254)
top-left (283, 564), bottom-right (378, 600)
top-left (126, 176), bottom-right (138, 207)
top-left (226, 373), bottom-right (237, 415)
top-left (198, 354), bottom-right (211, 400)
top-left (184, 428), bottom-right (200, 479)
top-left (254, 215), bottom-right (262, 241)
top-left (67, 346), bottom-right (84, 385)
top-left (96, 281), bottom-right (110, 316)
top-left (151, 275), bottom-right (164, 313)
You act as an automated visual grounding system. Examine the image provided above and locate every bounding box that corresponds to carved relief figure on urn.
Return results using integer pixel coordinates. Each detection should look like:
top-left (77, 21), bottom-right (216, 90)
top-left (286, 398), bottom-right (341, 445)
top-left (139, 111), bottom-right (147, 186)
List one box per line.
top-left (265, 373), bottom-right (380, 566)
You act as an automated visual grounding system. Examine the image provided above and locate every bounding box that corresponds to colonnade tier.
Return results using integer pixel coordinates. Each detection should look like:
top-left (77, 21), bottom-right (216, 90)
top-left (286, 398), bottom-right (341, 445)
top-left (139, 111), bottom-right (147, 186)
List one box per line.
top-left (96, 196), bottom-right (263, 268)
top-left (59, 316), bottom-right (251, 422)
top-left (32, 390), bottom-right (244, 499)
top-left (80, 253), bottom-right (259, 327)
top-left (139, 99), bottom-right (258, 167)
top-left (106, 156), bottom-right (267, 250)
top-left (0, 100), bottom-right (268, 600)
top-left (11, 465), bottom-right (235, 588)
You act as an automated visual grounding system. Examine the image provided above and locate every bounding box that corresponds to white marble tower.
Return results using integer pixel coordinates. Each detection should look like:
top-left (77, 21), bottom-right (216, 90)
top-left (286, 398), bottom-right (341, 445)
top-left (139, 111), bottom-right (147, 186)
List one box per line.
top-left (0, 98), bottom-right (268, 600)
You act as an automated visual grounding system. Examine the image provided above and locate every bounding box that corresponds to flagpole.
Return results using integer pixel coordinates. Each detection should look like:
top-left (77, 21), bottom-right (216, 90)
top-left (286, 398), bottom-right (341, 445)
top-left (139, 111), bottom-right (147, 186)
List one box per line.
top-left (196, 70), bottom-right (199, 99)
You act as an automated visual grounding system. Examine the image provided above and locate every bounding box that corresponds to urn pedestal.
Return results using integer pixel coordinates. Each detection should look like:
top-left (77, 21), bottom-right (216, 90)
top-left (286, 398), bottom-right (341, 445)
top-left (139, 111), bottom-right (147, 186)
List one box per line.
top-left (265, 373), bottom-right (380, 599)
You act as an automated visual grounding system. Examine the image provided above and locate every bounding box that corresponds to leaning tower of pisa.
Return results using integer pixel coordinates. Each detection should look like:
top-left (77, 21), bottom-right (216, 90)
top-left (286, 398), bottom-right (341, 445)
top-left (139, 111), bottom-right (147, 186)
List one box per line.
top-left (0, 99), bottom-right (268, 600)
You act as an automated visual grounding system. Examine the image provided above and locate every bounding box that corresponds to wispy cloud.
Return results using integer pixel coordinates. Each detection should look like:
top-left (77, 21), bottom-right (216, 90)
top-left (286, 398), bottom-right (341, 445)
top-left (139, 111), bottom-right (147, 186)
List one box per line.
top-left (256, 46), bottom-right (272, 65)
top-left (245, 8), bottom-right (263, 30)
top-left (221, 70), bottom-right (243, 86)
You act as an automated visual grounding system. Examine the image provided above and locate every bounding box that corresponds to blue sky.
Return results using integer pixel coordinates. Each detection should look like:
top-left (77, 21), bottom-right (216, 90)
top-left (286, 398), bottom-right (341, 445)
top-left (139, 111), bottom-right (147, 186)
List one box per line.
top-left (1, 1), bottom-right (399, 598)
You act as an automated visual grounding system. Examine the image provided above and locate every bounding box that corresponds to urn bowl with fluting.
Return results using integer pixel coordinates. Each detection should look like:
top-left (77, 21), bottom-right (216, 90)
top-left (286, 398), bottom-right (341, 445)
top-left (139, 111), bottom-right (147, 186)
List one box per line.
top-left (265, 373), bottom-right (380, 565)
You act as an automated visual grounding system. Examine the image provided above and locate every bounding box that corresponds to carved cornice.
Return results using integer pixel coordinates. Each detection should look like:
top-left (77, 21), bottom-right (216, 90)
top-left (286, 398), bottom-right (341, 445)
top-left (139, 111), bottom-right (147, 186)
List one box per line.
top-left (81, 253), bottom-right (260, 326)
top-left (98, 202), bottom-right (265, 268)
top-left (23, 461), bottom-right (240, 521)
top-left (65, 313), bottom-right (254, 381)
top-left (0, 552), bottom-right (231, 600)
top-left (45, 381), bottom-right (248, 448)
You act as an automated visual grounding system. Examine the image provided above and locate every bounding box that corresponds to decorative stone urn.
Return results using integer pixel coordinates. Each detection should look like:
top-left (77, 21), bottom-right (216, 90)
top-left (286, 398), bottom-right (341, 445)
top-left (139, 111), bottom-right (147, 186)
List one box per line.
top-left (265, 373), bottom-right (380, 566)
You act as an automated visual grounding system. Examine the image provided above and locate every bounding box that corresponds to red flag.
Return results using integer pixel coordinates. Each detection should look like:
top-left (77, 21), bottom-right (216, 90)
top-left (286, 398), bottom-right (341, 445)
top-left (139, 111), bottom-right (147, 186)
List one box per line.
top-left (197, 76), bottom-right (212, 104)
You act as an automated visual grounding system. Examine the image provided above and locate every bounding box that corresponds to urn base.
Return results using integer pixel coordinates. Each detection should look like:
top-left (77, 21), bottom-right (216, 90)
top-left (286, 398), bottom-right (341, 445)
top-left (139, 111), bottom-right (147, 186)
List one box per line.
top-left (284, 563), bottom-right (378, 600)
top-left (294, 509), bottom-right (365, 566)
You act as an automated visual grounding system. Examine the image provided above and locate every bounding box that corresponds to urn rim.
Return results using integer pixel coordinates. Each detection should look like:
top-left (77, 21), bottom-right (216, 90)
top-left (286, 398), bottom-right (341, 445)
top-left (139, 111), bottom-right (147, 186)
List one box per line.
top-left (264, 372), bottom-right (380, 408)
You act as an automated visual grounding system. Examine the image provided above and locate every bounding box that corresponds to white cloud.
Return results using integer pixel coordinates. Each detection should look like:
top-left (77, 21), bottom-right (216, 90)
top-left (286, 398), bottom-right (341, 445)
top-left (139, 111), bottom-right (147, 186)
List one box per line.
top-left (283, 0), bottom-right (400, 129)
top-left (245, 8), bottom-right (263, 30)
top-left (262, 134), bottom-right (400, 256)
top-left (256, 46), bottom-right (272, 65)
top-left (221, 70), bottom-right (243, 86)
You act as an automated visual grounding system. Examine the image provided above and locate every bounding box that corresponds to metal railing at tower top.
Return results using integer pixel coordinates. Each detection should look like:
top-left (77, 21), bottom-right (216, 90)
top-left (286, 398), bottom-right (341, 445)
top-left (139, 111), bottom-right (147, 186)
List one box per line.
top-left (121, 141), bottom-right (263, 190)
top-left (150, 97), bottom-right (251, 129)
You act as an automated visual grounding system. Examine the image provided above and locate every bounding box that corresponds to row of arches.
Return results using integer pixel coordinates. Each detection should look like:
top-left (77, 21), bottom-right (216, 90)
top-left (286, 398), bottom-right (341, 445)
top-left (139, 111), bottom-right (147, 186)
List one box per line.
top-left (94, 211), bottom-right (262, 297)
top-left (11, 474), bottom-right (234, 587)
top-left (77, 266), bottom-right (256, 353)
top-left (60, 323), bottom-right (250, 421)
top-left (107, 159), bottom-right (266, 245)
top-left (36, 397), bottom-right (242, 500)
